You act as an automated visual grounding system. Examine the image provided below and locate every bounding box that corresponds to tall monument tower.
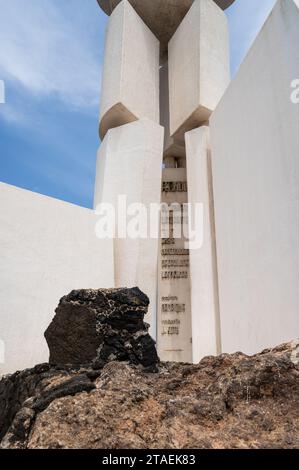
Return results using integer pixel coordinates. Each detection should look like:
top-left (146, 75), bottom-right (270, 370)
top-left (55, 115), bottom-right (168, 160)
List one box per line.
top-left (94, 0), bottom-right (235, 363)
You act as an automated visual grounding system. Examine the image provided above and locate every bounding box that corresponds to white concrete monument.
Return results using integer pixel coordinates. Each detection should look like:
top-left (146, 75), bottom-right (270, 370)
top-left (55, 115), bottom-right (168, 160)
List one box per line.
top-left (96, 0), bottom-right (299, 362)
top-left (96, 0), bottom-right (235, 360)
top-left (3, 0), bottom-right (298, 374)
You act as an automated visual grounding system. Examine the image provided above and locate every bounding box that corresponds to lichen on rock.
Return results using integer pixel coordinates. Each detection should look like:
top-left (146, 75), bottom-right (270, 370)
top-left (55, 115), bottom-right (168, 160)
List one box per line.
top-left (44, 287), bottom-right (159, 370)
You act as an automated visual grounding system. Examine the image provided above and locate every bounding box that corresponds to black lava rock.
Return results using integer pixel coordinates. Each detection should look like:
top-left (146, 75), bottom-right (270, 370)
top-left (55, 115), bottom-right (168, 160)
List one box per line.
top-left (44, 287), bottom-right (159, 370)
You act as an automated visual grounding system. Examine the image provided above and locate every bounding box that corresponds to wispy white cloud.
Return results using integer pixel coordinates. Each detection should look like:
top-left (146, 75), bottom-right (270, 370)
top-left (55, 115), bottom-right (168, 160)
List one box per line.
top-left (0, 0), bottom-right (278, 111)
top-left (0, 0), bottom-right (103, 109)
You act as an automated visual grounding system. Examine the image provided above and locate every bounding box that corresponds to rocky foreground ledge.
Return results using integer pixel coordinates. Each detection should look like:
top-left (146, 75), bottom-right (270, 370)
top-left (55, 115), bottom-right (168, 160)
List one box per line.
top-left (1, 342), bottom-right (298, 449)
top-left (0, 288), bottom-right (298, 449)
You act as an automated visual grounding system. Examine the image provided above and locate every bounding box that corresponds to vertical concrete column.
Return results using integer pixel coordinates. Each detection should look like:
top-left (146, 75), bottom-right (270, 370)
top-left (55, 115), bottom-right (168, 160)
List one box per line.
top-left (168, 0), bottom-right (230, 140)
top-left (158, 63), bottom-right (192, 362)
top-left (185, 126), bottom-right (220, 362)
top-left (157, 166), bottom-right (193, 363)
top-left (99, 0), bottom-right (160, 139)
top-left (94, 119), bottom-right (164, 336)
top-left (160, 62), bottom-right (185, 160)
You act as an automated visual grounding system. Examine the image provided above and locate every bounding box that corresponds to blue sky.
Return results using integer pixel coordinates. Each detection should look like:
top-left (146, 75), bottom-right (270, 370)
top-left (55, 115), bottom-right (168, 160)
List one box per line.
top-left (0, 0), bottom-right (276, 208)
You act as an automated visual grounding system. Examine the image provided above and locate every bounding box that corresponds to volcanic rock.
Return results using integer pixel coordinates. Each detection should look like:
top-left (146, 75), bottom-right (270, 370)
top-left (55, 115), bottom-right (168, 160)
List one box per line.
top-left (44, 287), bottom-right (159, 370)
top-left (0, 341), bottom-right (298, 449)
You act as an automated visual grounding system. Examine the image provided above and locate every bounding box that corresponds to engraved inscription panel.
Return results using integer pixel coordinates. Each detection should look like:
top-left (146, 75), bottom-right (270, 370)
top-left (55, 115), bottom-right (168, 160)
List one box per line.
top-left (157, 168), bottom-right (192, 362)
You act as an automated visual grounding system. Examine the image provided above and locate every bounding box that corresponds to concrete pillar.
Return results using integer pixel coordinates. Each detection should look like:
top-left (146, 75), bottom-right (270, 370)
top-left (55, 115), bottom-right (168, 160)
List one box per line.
top-left (95, 0), bottom-right (236, 360)
top-left (168, 0), bottom-right (230, 140)
top-left (185, 126), bottom-right (220, 362)
top-left (160, 62), bottom-right (185, 160)
top-left (157, 166), bottom-right (193, 363)
top-left (94, 119), bottom-right (164, 335)
top-left (99, 0), bottom-right (160, 139)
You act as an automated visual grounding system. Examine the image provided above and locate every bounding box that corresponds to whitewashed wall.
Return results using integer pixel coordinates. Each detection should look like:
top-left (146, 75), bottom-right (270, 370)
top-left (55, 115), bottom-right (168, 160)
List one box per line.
top-left (210, 0), bottom-right (299, 355)
top-left (0, 183), bottom-right (114, 374)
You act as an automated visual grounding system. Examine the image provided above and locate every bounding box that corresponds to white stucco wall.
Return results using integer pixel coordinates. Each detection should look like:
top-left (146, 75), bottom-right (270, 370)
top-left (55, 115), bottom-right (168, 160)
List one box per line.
top-left (210, 0), bottom-right (299, 355)
top-left (0, 183), bottom-right (114, 374)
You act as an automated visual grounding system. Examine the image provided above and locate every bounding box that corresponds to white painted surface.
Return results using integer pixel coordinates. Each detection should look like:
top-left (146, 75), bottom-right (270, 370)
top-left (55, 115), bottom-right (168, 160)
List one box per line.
top-left (210, 0), bottom-right (299, 355)
top-left (0, 183), bottom-right (114, 375)
top-left (99, 0), bottom-right (160, 139)
top-left (168, 0), bottom-right (230, 139)
top-left (94, 119), bottom-right (164, 336)
top-left (185, 126), bottom-right (220, 362)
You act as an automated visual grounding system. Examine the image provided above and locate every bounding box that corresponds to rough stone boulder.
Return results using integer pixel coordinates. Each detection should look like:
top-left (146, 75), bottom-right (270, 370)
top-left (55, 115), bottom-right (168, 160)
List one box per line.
top-left (0, 342), bottom-right (298, 449)
top-left (44, 287), bottom-right (159, 370)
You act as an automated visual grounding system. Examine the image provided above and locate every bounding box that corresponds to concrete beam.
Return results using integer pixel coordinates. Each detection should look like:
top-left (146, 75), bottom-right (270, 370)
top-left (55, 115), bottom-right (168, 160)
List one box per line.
top-left (160, 62), bottom-right (185, 159)
top-left (168, 0), bottom-right (230, 139)
top-left (99, 0), bottom-right (160, 139)
top-left (97, 0), bottom-right (235, 57)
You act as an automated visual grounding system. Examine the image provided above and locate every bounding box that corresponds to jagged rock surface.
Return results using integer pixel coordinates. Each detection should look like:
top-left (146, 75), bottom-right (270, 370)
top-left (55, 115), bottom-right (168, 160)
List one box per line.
top-left (44, 287), bottom-right (159, 370)
top-left (0, 342), bottom-right (298, 449)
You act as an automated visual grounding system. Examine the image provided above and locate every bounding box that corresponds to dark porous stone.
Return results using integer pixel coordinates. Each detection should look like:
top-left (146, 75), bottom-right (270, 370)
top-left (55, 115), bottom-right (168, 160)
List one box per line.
top-left (32, 374), bottom-right (96, 413)
top-left (45, 287), bottom-right (159, 370)
top-left (0, 342), bottom-right (298, 449)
